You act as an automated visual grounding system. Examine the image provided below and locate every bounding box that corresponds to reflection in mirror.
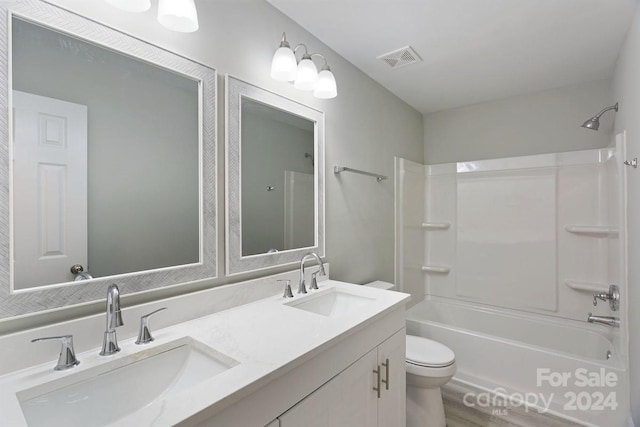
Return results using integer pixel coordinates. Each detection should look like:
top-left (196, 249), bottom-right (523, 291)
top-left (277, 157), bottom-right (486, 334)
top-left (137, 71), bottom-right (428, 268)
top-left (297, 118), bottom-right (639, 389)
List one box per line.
top-left (226, 75), bottom-right (324, 275)
top-left (0, 0), bottom-right (216, 319)
top-left (12, 18), bottom-right (199, 289)
top-left (241, 99), bottom-right (315, 256)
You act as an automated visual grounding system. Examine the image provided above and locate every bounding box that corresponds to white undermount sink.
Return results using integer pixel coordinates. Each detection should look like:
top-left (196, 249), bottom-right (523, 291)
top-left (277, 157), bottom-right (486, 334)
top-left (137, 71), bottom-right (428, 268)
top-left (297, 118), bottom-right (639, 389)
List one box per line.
top-left (285, 287), bottom-right (376, 317)
top-left (17, 337), bottom-right (238, 427)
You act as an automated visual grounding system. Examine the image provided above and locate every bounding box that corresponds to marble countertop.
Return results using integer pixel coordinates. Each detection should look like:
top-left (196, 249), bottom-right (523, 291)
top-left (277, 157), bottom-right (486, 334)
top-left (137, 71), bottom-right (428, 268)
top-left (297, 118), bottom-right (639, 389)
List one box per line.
top-left (0, 280), bottom-right (409, 426)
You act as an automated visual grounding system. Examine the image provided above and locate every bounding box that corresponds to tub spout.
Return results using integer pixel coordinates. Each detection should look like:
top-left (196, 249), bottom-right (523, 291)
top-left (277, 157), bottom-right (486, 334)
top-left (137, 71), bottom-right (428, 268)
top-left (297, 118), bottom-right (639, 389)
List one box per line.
top-left (587, 313), bottom-right (620, 328)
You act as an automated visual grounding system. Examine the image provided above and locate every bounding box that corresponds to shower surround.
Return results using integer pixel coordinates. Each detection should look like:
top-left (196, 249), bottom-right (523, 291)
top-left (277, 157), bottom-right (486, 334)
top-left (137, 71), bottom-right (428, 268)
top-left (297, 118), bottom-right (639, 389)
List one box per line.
top-left (395, 134), bottom-right (630, 426)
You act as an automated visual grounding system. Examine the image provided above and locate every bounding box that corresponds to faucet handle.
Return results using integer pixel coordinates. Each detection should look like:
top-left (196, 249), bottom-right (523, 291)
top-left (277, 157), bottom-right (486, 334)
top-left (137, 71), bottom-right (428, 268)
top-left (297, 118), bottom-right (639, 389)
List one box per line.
top-left (279, 280), bottom-right (293, 298)
top-left (31, 335), bottom-right (80, 371)
top-left (593, 293), bottom-right (606, 306)
top-left (135, 307), bottom-right (167, 345)
top-left (592, 285), bottom-right (620, 311)
top-left (309, 271), bottom-right (320, 290)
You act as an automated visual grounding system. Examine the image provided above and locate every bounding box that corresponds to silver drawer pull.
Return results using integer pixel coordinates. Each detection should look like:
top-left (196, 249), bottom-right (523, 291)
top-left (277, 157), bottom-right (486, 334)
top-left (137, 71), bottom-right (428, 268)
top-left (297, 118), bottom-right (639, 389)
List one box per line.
top-left (381, 358), bottom-right (390, 390)
top-left (373, 365), bottom-right (381, 398)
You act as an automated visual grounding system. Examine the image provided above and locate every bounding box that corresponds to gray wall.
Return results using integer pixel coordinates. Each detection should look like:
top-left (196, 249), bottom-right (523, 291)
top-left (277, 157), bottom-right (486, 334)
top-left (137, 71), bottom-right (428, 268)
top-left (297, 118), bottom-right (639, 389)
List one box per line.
top-left (6, 0), bottom-right (423, 327)
top-left (613, 3), bottom-right (640, 424)
top-left (12, 18), bottom-right (199, 278)
top-left (423, 79), bottom-right (613, 164)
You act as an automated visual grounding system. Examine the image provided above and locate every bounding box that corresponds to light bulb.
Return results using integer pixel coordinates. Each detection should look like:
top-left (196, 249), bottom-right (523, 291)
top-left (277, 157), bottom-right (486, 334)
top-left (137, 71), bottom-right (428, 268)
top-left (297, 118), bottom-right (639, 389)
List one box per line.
top-left (158, 0), bottom-right (199, 33)
top-left (294, 56), bottom-right (318, 91)
top-left (105, 0), bottom-right (150, 13)
top-left (314, 67), bottom-right (337, 99)
top-left (271, 46), bottom-right (297, 82)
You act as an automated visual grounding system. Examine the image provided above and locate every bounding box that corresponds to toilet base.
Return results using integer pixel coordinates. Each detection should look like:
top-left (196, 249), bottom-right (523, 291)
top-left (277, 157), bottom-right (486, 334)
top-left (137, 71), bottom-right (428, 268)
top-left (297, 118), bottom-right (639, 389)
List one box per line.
top-left (406, 384), bottom-right (446, 427)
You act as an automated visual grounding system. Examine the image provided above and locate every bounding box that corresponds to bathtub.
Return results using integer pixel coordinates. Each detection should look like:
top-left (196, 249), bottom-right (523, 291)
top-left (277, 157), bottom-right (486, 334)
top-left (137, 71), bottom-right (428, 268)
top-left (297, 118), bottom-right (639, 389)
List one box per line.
top-left (406, 299), bottom-right (629, 427)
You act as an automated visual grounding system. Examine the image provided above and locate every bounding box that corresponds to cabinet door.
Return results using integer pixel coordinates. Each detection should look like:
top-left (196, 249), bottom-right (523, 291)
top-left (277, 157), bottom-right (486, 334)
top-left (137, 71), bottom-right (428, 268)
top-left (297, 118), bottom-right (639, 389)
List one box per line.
top-left (278, 348), bottom-right (378, 427)
top-left (278, 376), bottom-right (338, 427)
top-left (331, 348), bottom-right (378, 427)
top-left (378, 328), bottom-right (406, 427)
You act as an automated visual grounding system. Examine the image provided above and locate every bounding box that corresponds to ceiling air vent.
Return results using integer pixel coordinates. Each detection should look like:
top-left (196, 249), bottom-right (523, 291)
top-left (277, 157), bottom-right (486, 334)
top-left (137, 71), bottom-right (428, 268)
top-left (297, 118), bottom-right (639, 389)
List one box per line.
top-left (377, 46), bottom-right (422, 69)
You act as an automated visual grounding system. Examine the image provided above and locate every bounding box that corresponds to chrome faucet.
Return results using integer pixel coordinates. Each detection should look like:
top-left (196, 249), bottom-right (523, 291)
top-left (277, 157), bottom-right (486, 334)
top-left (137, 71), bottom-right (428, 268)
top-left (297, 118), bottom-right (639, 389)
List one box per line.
top-left (100, 283), bottom-right (124, 356)
top-left (31, 335), bottom-right (80, 371)
top-left (593, 285), bottom-right (620, 311)
top-left (298, 252), bottom-right (326, 294)
top-left (587, 313), bottom-right (620, 328)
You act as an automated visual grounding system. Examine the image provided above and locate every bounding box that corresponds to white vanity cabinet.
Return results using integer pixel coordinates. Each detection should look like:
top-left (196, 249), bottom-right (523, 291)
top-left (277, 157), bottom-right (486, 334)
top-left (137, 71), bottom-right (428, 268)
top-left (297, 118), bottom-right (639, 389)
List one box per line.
top-left (276, 329), bottom-right (406, 427)
top-left (179, 284), bottom-right (409, 427)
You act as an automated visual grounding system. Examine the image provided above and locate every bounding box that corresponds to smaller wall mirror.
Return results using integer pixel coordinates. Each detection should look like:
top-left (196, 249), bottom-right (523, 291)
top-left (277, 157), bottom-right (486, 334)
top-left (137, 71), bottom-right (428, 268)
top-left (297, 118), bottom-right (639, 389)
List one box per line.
top-left (225, 76), bottom-right (324, 275)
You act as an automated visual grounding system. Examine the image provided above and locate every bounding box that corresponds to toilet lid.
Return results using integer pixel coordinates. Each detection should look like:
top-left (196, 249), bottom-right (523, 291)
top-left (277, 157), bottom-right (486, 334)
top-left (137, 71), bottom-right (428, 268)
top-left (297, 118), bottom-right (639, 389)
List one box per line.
top-left (406, 335), bottom-right (455, 368)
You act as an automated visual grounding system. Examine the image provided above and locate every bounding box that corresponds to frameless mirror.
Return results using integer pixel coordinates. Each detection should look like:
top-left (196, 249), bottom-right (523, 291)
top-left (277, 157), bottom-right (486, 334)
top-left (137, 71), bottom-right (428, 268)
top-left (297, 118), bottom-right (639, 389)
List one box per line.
top-left (0, 1), bottom-right (217, 319)
top-left (226, 76), bottom-right (324, 275)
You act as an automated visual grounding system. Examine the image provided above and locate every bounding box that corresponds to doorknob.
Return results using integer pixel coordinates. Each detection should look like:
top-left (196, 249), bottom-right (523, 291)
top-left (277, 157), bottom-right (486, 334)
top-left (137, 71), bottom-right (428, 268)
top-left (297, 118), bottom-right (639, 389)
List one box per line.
top-left (70, 264), bottom-right (93, 280)
top-left (70, 264), bottom-right (85, 274)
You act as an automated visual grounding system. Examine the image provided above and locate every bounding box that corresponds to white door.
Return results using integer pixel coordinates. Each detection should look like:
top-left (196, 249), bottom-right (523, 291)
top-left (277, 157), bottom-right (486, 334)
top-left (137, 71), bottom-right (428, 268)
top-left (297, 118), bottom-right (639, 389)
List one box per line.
top-left (283, 170), bottom-right (314, 250)
top-left (12, 91), bottom-right (88, 290)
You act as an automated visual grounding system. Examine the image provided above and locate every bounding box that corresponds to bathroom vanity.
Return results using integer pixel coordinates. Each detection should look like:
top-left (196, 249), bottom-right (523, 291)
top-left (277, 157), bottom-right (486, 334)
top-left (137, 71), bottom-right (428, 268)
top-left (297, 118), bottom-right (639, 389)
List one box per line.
top-left (0, 280), bottom-right (409, 426)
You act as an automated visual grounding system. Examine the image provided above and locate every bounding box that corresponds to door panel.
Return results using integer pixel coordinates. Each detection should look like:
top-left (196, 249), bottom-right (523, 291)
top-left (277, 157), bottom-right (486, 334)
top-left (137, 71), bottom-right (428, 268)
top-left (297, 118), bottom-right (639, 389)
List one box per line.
top-left (13, 91), bottom-right (88, 289)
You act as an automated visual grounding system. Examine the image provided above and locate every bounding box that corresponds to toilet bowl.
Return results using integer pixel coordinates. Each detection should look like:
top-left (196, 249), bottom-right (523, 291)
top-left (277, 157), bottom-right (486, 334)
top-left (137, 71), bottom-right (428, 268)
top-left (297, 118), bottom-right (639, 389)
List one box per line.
top-left (363, 281), bottom-right (456, 427)
top-left (405, 335), bottom-right (456, 427)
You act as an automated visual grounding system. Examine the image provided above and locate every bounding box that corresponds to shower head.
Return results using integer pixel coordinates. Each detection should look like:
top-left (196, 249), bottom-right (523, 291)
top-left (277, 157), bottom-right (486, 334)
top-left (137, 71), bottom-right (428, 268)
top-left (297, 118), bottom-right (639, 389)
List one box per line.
top-left (581, 103), bottom-right (618, 131)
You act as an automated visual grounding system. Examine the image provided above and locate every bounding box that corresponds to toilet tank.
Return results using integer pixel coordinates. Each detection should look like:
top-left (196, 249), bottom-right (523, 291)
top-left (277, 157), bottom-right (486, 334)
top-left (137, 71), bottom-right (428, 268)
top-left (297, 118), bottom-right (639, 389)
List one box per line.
top-left (364, 281), bottom-right (395, 291)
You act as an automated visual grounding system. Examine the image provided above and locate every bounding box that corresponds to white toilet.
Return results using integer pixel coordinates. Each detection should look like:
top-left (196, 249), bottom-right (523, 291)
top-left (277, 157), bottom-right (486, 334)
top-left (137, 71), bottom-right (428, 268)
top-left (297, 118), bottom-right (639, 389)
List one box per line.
top-left (365, 281), bottom-right (456, 427)
top-left (405, 335), bottom-right (456, 427)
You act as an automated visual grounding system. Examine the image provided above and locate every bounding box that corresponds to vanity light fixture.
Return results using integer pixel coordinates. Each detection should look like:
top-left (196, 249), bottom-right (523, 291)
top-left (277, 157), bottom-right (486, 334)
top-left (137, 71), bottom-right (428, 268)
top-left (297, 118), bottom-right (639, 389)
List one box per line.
top-left (314, 60), bottom-right (337, 99)
top-left (271, 34), bottom-right (298, 82)
top-left (270, 33), bottom-right (338, 99)
top-left (294, 51), bottom-right (318, 91)
top-left (104, 0), bottom-right (199, 33)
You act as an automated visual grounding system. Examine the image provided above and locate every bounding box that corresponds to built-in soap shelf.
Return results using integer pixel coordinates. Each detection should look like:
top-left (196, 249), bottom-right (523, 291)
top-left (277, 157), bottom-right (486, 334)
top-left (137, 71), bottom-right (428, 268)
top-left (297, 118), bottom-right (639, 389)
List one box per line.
top-left (565, 280), bottom-right (609, 293)
top-left (421, 265), bottom-right (451, 274)
top-left (421, 222), bottom-right (451, 230)
top-left (565, 225), bottom-right (618, 237)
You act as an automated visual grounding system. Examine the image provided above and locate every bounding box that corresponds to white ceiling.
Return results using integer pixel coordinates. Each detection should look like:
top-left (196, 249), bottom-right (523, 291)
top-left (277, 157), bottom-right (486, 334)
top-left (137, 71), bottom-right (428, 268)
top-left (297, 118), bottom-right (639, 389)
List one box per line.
top-left (266, 0), bottom-right (636, 114)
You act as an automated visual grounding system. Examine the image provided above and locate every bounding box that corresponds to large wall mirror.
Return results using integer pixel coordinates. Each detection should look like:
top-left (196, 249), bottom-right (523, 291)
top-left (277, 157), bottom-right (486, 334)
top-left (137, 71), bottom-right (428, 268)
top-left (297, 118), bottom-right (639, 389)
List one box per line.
top-left (0, 1), bottom-right (217, 319)
top-left (225, 76), bottom-right (324, 275)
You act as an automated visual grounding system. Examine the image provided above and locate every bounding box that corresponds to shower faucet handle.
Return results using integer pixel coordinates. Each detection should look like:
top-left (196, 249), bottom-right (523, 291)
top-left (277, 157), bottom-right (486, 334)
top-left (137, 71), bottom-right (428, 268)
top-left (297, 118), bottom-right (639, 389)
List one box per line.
top-left (592, 285), bottom-right (620, 311)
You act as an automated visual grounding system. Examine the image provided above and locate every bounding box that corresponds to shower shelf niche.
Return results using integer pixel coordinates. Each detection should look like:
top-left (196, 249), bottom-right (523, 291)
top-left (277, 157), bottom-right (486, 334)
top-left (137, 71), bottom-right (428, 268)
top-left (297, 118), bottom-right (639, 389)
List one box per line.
top-left (565, 225), bottom-right (618, 237)
top-left (564, 280), bottom-right (610, 293)
top-left (421, 266), bottom-right (451, 274)
top-left (421, 222), bottom-right (451, 230)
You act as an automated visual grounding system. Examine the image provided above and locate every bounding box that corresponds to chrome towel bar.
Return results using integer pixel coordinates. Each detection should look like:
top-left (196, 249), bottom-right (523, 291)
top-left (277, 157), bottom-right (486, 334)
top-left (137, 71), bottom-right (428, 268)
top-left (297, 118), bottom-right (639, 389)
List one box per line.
top-left (334, 165), bottom-right (387, 182)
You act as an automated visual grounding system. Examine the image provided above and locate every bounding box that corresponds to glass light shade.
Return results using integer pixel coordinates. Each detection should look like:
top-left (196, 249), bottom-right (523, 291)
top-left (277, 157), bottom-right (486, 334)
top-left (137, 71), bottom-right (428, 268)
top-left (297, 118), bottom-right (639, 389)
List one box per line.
top-left (313, 69), bottom-right (337, 99)
top-left (270, 47), bottom-right (297, 82)
top-left (294, 58), bottom-right (318, 91)
top-left (105, 0), bottom-right (150, 13)
top-left (158, 0), bottom-right (199, 33)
